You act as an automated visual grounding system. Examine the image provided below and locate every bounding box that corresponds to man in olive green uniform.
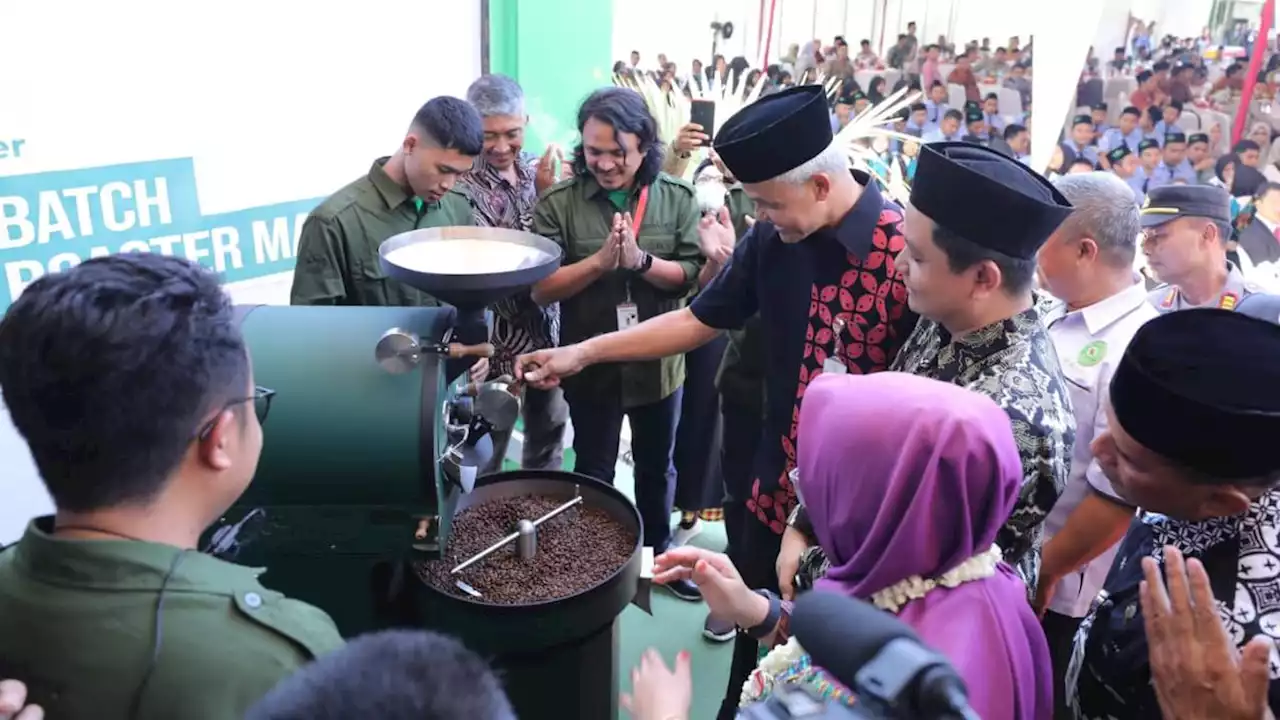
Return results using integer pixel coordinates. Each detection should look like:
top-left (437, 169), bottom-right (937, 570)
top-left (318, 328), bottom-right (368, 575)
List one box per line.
top-left (291, 96), bottom-right (482, 308)
top-left (0, 254), bottom-right (344, 719)
top-left (531, 87), bottom-right (705, 600)
top-left (1140, 185), bottom-right (1262, 313)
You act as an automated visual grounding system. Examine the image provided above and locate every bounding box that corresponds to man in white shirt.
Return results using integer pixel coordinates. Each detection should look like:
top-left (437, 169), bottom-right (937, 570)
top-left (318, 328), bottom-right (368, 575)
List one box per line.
top-left (1032, 172), bottom-right (1156, 718)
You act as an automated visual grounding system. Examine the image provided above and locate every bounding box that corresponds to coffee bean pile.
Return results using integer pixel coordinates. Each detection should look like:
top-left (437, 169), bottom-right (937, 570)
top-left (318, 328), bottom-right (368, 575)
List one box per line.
top-left (417, 495), bottom-right (637, 605)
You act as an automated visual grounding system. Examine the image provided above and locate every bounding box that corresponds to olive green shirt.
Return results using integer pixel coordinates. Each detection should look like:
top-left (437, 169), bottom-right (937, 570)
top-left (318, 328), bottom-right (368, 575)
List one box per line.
top-left (533, 172), bottom-right (704, 408)
top-left (0, 518), bottom-right (344, 719)
top-left (290, 158), bottom-right (475, 306)
top-left (716, 185), bottom-right (766, 416)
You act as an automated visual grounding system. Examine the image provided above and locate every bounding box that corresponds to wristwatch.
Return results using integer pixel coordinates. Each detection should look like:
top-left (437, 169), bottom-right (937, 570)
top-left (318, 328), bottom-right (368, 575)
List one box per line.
top-left (634, 251), bottom-right (655, 275)
top-left (740, 589), bottom-right (782, 640)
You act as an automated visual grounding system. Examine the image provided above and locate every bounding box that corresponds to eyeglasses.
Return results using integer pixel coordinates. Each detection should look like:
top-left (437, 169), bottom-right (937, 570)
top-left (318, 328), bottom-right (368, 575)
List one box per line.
top-left (195, 386), bottom-right (276, 441)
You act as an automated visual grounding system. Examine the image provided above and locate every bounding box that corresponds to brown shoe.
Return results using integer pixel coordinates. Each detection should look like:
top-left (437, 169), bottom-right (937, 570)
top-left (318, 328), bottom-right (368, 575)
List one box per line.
top-left (703, 611), bottom-right (736, 642)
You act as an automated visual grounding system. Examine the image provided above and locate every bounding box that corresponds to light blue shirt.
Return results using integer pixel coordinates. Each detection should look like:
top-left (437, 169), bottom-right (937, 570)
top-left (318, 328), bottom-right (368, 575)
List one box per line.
top-left (923, 100), bottom-right (949, 126)
top-left (1061, 142), bottom-right (1100, 166)
top-left (1149, 159), bottom-right (1197, 185)
top-left (922, 127), bottom-right (964, 144)
top-left (985, 112), bottom-right (1006, 133)
top-left (1119, 171), bottom-right (1148, 204)
top-left (1099, 127), bottom-right (1145, 153)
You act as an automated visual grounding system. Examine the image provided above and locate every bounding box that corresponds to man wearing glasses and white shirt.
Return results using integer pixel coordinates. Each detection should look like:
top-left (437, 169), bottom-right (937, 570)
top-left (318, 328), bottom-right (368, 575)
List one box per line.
top-left (1030, 173), bottom-right (1156, 718)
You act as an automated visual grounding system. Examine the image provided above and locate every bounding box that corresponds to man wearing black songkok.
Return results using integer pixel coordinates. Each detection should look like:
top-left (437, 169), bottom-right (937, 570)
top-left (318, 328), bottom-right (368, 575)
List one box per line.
top-left (787, 142), bottom-right (1077, 589)
top-left (1068, 309), bottom-right (1280, 719)
top-left (514, 85), bottom-right (920, 719)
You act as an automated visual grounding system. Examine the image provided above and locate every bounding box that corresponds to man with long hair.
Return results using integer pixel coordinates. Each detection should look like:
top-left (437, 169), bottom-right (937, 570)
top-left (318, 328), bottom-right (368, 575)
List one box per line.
top-left (528, 87), bottom-right (705, 601)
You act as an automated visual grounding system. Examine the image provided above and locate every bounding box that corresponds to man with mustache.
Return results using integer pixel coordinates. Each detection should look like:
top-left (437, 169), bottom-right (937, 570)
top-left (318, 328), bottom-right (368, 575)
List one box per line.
top-left (527, 87), bottom-right (705, 602)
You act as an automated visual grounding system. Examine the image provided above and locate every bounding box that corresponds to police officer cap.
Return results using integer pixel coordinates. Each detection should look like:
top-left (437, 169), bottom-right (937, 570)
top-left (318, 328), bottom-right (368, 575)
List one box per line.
top-left (1188, 132), bottom-right (1210, 145)
top-left (1165, 130), bottom-right (1188, 144)
top-left (1139, 184), bottom-right (1231, 228)
top-left (714, 85), bottom-right (834, 184)
top-left (1110, 309), bottom-right (1280, 478)
top-left (965, 106), bottom-right (985, 123)
top-left (1107, 145), bottom-right (1132, 163)
top-left (1137, 138), bottom-right (1161, 154)
top-left (910, 142), bottom-right (1074, 259)
top-left (1072, 114), bottom-right (1093, 127)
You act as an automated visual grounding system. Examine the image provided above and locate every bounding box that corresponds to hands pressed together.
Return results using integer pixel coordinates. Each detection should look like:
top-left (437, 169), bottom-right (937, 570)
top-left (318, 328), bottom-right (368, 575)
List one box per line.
top-left (590, 212), bottom-right (645, 273)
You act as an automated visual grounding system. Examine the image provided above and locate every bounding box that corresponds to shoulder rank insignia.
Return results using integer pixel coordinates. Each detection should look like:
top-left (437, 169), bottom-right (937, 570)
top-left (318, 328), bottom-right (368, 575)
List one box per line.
top-left (1220, 292), bottom-right (1239, 311)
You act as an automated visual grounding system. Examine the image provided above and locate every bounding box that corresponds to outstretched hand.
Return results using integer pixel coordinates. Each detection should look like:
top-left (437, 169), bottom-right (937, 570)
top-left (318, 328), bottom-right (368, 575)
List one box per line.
top-left (1142, 545), bottom-right (1273, 720)
top-left (514, 345), bottom-right (588, 390)
top-left (654, 546), bottom-right (766, 629)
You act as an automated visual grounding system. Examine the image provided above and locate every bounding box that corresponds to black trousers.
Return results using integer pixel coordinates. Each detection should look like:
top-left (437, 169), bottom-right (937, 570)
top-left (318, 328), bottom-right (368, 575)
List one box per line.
top-left (673, 335), bottom-right (729, 513)
top-left (1043, 610), bottom-right (1083, 720)
top-left (482, 386), bottom-right (569, 474)
top-left (717, 397), bottom-right (774, 720)
top-left (567, 388), bottom-right (683, 552)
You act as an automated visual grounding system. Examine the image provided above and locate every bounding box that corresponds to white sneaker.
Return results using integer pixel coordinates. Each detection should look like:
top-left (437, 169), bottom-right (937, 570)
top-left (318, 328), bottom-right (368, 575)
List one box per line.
top-left (670, 518), bottom-right (703, 547)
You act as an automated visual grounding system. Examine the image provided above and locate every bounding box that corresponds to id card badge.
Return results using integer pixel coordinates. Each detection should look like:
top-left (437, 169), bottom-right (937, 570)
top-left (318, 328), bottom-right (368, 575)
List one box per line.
top-left (616, 303), bottom-right (639, 330)
top-left (822, 356), bottom-right (847, 374)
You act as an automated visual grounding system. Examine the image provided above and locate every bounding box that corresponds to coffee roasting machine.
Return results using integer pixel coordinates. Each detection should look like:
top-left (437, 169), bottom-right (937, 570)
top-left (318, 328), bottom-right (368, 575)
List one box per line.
top-left (204, 227), bottom-right (653, 720)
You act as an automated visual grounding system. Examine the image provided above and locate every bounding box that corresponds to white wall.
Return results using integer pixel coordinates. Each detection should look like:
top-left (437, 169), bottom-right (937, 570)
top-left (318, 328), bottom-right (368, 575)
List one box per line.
top-left (0, 0), bottom-right (480, 544)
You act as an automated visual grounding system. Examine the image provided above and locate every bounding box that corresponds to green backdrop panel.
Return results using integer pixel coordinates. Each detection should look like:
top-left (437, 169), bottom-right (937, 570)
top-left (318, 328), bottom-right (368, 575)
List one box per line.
top-left (489, 0), bottom-right (614, 154)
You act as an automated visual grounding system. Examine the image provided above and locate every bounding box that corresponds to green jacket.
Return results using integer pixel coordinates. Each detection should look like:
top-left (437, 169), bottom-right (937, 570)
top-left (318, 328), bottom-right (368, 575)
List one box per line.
top-left (0, 518), bottom-right (344, 719)
top-left (533, 172), bottom-right (704, 408)
top-left (290, 158), bottom-right (475, 306)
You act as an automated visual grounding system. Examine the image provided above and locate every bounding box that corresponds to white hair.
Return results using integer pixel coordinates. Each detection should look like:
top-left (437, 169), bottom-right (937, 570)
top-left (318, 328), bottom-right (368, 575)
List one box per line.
top-left (774, 143), bottom-right (849, 184)
top-left (465, 74), bottom-right (525, 118)
top-left (1052, 172), bottom-right (1142, 265)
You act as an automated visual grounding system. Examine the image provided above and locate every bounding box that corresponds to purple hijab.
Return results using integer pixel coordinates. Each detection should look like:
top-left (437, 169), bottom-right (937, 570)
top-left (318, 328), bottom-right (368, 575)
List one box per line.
top-left (797, 372), bottom-right (1052, 720)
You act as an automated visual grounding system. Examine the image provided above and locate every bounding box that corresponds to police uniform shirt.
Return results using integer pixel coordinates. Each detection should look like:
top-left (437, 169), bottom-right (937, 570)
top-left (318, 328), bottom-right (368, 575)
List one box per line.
top-left (1148, 261), bottom-right (1259, 312)
top-left (1141, 185), bottom-right (1260, 312)
top-left (1039, 282), bottom-right (1157, 617)
top-left (0, 518), bottom-right (345, 719)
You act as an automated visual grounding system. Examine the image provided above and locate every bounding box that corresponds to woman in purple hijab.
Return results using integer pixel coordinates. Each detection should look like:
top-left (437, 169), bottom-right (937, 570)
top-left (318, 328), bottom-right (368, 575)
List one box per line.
top-left (654, 372), bottom-right (1052, 719)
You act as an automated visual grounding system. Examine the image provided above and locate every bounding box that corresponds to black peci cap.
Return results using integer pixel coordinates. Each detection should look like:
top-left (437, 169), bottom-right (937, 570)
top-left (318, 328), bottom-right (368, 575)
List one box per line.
top-left (1107, 145), bottom-right (1132, 163)
top-left (1189, 132), bottom-right (1209, 145)
top-left (1110, 309), bottom-right (1280, 478)
top-left (910, 142), bottom-right (1074, 259)
top-left (1072, 114), bottom-right (1094, 127)
top-left (1137, 138), bottom-right (1161, 154)
top-left (714, 85), bottom-right (834, 184)
top-left (965, 106), bottom-right (985, 123)
top-left (1139, 184), bottom-right (1231, 228)
top-left (1093, 102), bottom-right (1109, 111)
top-left (1165, 130), bottom-right (1187, 144)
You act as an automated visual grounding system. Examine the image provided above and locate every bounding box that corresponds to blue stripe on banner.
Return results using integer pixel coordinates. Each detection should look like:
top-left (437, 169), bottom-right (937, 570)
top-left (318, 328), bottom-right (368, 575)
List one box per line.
top-left (0, 158), bottom-right (323, 311)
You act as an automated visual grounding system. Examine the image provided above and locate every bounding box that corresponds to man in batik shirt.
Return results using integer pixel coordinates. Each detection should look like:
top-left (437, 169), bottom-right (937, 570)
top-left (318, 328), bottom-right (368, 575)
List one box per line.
top-left (460, 74), bottom-right (567, 473)
top-left (1068, 309), bottom-right (1280, 719)
top-left (786, 142), bottom-right (1076, 591)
